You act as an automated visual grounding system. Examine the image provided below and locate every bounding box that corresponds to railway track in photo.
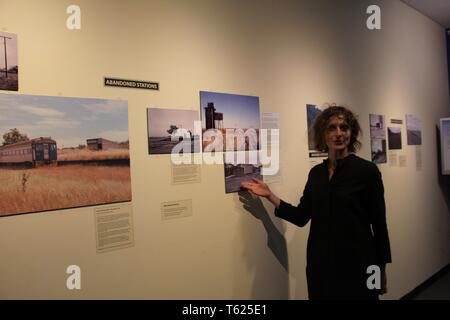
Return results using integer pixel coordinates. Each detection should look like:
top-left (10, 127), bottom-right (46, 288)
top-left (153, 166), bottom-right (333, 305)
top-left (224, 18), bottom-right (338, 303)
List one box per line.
top-left (57, 158), bottom-right (130, 167)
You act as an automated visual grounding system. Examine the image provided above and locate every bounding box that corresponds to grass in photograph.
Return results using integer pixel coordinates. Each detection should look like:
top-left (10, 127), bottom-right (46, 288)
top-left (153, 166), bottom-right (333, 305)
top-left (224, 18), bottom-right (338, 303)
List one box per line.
top-left (0, 165), bottom-right (131, 216)
top-left (57, 148), bottom-right (129, 161)
top-left (0, 72), bottom-right (18, 91)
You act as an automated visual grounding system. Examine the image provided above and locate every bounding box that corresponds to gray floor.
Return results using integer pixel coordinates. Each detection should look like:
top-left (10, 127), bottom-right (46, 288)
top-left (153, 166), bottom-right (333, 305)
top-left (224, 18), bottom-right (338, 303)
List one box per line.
top-left (412, 268), bottom-right (450, 300)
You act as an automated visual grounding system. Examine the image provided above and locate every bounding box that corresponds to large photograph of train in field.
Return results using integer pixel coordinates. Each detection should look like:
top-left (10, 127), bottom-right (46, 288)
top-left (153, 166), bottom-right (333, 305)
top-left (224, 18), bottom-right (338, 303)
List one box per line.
top-left (0, 93), bottom-right (131, 217)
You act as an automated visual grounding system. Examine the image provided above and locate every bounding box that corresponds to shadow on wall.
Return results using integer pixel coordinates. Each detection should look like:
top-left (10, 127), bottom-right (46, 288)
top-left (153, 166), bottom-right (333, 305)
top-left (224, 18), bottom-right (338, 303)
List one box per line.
top-left (230, 190), bottom-right (289, 299)
top-left (436, 126), bottom-right (450, 211)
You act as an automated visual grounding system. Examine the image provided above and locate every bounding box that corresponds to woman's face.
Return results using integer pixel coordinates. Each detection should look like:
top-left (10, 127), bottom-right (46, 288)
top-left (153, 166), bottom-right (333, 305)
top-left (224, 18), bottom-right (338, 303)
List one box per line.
top-left (325, 115), bottom-right (351, 153)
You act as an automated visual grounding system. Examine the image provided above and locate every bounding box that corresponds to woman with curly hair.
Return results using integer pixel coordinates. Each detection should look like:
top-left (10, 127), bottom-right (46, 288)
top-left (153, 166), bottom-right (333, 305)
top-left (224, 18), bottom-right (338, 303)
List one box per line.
top-left (241, 105), bottom-right (391, 300)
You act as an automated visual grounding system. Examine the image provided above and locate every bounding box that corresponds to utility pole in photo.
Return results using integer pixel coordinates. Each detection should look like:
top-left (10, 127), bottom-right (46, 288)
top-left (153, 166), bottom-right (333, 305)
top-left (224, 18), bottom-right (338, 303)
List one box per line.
top-left (0, 35), bottom-right (12, 78)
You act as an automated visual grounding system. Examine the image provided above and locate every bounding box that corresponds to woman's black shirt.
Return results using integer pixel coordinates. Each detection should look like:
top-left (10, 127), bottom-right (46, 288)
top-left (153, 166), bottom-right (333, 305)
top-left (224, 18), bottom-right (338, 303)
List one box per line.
top-left (274, 154), bottom-right (392, 299)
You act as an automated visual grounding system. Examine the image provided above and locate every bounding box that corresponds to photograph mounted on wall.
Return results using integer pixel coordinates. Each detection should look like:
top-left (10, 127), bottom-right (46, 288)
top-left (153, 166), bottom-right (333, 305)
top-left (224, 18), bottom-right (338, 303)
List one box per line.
top-left (0, 93), bottom-right (131, 217)
top-left (388, 127), bottom-right (402, 150)
top-left (147, 108), bottom-right (200, 154)
top-left (223, 151), bottom-right (262, 193)
top-left (306, 104), bottom-right (328, 158)
top-left (200, 91), bottom-right (260, 152)
top-left (0, 32), bottom-right (18, 91)
top-left (406, 114), bottom-right (422, 145)
top-left (369, 114), bottom-right (387, 164)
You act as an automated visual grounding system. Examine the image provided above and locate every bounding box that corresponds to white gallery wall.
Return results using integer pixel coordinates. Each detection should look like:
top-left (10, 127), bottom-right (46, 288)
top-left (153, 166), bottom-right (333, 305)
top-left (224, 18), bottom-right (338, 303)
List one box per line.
top-left (0, 0), bottom-right (449, 299)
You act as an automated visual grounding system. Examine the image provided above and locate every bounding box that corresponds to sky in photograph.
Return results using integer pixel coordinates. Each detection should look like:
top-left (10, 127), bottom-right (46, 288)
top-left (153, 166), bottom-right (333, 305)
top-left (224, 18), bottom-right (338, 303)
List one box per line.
top-left (406, 114), bottom-right (421, 132)
top-left (200, 91), bottom-right (260, 129)
top-left (147, 108), bottom-right (199, 137)
top-left (369, 114), bottom-right (386, 140)
top-left (0, 32), bottom-right (18, 69)
top-left (388, 127), bottom-right (401, 134)
top-left (370, 114), bottom-right (384, 127)
top-left (0, 93), bottom-right (128, 148)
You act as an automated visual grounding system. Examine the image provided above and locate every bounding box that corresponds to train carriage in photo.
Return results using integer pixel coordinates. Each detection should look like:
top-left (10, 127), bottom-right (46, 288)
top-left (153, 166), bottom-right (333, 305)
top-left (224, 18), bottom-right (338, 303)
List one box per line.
top-left (0, 137), bottom-right (57, 167)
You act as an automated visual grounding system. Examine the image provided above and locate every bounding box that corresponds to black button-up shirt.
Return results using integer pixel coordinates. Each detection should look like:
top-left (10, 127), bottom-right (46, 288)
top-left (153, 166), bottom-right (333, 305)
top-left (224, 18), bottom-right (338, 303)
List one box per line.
top-left (275, 154), bottom-right (391, 299)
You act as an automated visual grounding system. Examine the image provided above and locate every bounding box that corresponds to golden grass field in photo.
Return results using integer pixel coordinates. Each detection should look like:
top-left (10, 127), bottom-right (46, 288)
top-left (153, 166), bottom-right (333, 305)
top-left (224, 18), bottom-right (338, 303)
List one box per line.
top-left (0, 165), bottom-right (131, 216)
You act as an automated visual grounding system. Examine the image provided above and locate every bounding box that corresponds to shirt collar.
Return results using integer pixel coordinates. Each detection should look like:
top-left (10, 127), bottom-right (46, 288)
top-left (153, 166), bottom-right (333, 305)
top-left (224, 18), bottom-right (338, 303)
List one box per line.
top-left (323, 153), bottom-right (355, 167)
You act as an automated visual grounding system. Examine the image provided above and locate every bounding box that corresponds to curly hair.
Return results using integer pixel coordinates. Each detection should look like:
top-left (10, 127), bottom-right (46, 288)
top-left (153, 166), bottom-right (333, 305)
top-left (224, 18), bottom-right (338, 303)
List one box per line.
top-left (312, 105), bottom-right (362, 153)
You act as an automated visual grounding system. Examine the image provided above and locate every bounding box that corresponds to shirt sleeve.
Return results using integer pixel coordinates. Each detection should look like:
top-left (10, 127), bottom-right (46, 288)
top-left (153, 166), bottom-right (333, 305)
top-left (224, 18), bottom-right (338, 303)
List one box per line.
top-left (274, 173), bottom-right (313, 227)
top-left (369, 166), bottom-right (392, 264)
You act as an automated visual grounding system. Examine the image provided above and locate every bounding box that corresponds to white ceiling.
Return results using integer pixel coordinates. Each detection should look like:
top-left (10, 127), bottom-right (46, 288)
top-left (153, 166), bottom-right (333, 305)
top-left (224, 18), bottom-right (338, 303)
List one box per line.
top-left (401, 0), bottom-right (450, 28)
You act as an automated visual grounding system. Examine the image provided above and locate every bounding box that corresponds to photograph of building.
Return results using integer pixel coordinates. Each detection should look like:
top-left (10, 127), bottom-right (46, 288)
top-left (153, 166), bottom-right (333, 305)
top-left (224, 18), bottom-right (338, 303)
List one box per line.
top-left (87, 137), bottom-right (123, 151)
top-left (370, 114), bottom-right (387, 164)
top-left (224, 153), bottom-right (262, 193)
top-left (200, 91), bottom-right (260, 152)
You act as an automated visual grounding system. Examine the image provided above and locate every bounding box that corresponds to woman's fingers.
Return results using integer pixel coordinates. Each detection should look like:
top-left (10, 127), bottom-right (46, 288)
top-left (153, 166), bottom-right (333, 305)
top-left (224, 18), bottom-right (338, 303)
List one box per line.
top-left (241, 181), bottom-right (254, 190)
top-left (241, 181), bottom-right (251, 187)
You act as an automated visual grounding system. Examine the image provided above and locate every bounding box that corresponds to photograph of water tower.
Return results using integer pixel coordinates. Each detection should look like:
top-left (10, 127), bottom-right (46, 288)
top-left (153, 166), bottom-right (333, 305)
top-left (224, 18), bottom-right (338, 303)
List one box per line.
top-left (200, 91), bottom-right (260, 152)
top-left (0, 32), bottom-right (18, 91)
top-left (147, 108), bottom-right (200, 154)
top-left (0, 93), bottom-right (131, 217)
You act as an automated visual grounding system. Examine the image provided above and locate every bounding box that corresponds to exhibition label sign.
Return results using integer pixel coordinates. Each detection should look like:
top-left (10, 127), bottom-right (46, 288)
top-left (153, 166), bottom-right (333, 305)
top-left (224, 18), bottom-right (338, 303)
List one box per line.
top-left (104, 77), bottom-right (159, 90)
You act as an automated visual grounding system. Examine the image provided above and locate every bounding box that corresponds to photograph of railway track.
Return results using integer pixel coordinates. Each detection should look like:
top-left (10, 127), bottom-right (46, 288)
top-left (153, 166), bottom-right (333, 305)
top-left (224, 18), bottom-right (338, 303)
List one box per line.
top-left (0, 93), bottom-right (131, 217)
